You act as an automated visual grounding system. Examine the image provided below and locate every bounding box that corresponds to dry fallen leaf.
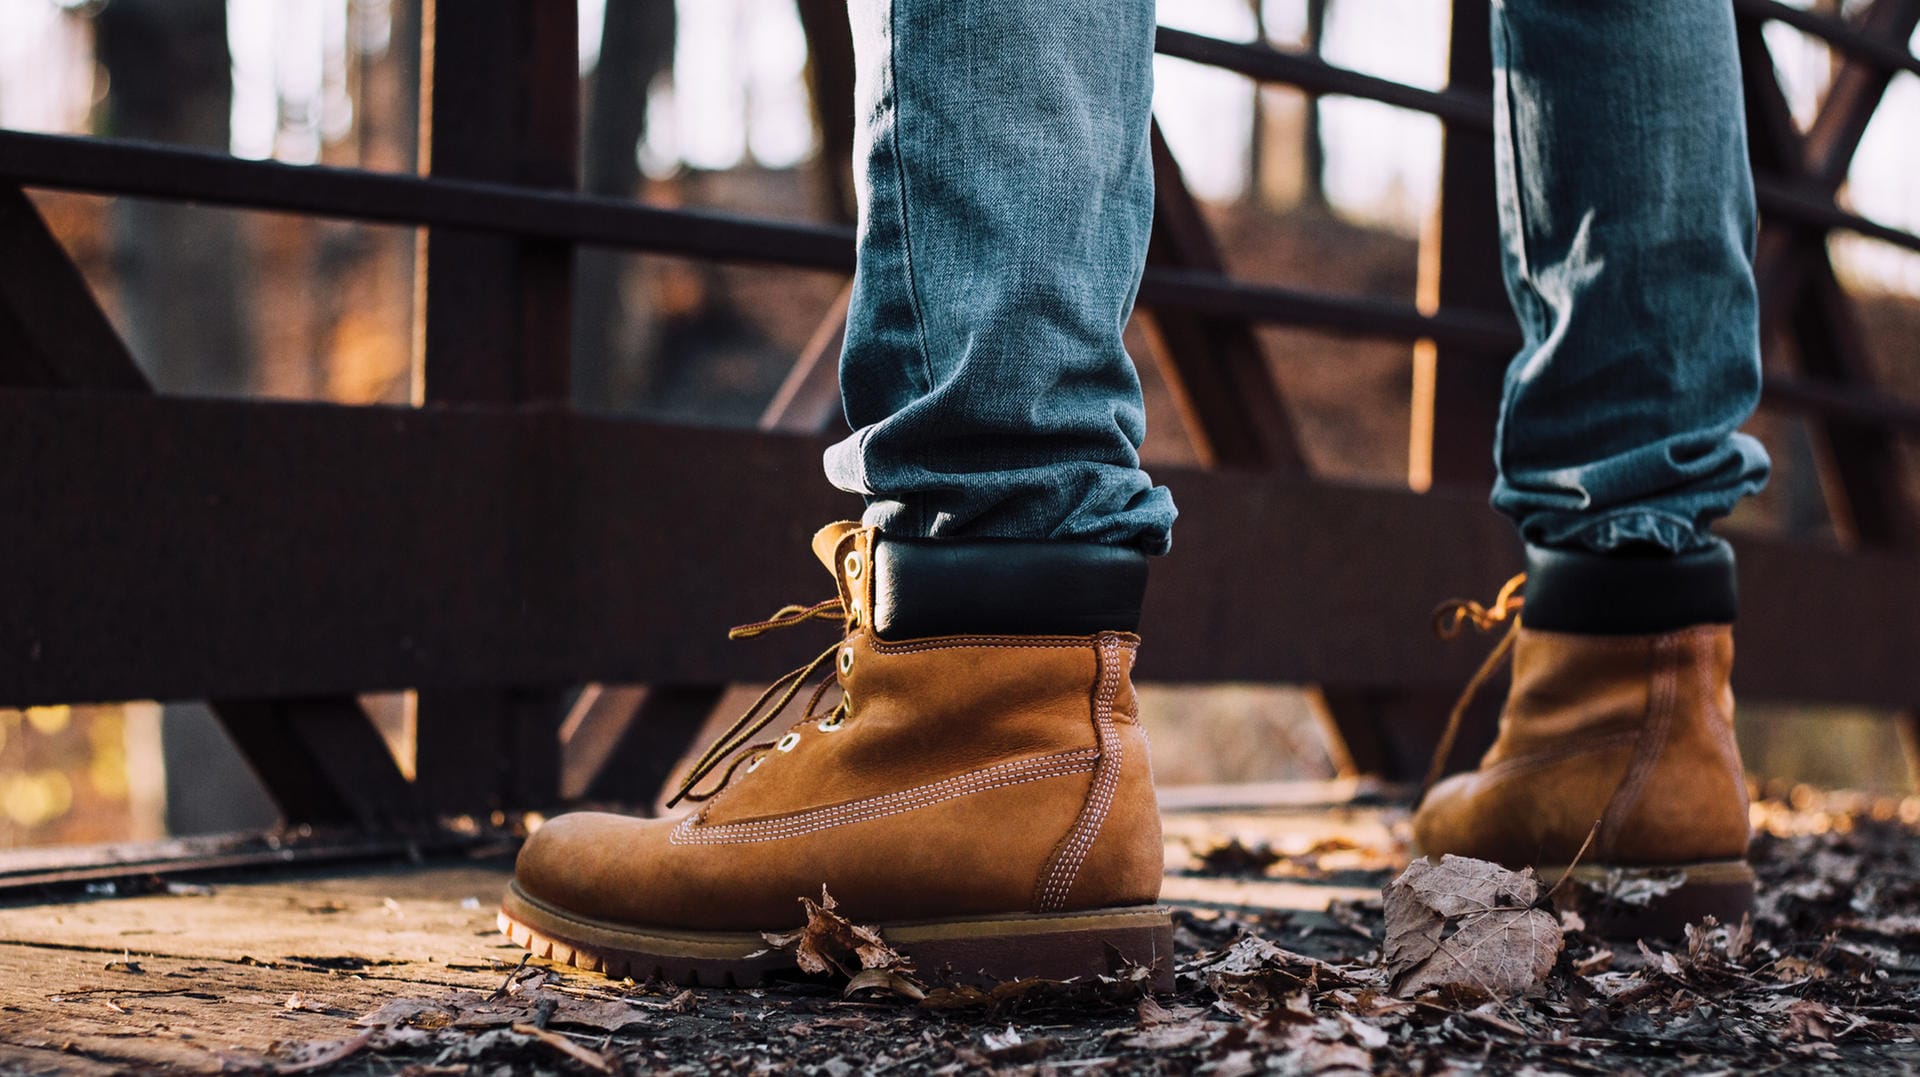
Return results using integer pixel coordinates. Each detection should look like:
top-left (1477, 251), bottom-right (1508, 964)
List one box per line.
top-left (273, 1029), bottom-right (374, 1075)
top-left (979, 1024), bottom-right (1057, 1062)
top-left (1196, 934), bottom-right (1370, 1020)
top-left (510, 1022), bottom-right (615, 1074)
top-left (1383, 855), bottom-right (1562, 1000)
top-left (844, 967), bottom-right (927, 1001)
top-left (762, 886), bottom-right (915, 980)
top-left (1193, 837), bottom-right (1284, 876)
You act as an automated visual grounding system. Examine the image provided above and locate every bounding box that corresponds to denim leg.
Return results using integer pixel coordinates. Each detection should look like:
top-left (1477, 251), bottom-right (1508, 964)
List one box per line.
top-left (1488, 0), bottom-right (1771, 554)
top-left (821, 0), bottom-right (1176, 554)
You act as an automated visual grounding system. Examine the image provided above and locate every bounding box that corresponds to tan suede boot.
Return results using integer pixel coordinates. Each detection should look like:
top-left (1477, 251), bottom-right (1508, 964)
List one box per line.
top-left (502, 522), bottom-right (1171, 986)
top-left (1412, 542), bottom-right (1754, 937)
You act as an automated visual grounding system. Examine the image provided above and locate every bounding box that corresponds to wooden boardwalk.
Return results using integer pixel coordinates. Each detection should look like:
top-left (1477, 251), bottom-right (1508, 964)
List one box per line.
top-left (0, 786), bottom-right (1402, 1073)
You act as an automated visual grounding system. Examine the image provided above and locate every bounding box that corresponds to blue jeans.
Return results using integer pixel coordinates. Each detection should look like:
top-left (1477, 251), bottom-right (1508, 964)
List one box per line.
top-left (823, 0), bottom-right (1770, 556)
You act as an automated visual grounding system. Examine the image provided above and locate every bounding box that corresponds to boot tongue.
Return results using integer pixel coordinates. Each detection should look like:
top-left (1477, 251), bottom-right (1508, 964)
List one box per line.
top-left (810, 520), bottom-right (863, 575)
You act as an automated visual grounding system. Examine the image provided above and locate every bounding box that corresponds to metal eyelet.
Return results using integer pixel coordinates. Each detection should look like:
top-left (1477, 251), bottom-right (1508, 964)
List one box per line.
top-left (838, 648), bottom-right (854, 676)
top-left (776, 731), bottom-right (802, 752)
top-left (746, 755), bottom-right (765, 772)
top-left (848, 603), bottom-right (863, 628)
top-left (816, 713), bottom-right (844, 733)
top-left (844, 550), bottom-right (864, 580)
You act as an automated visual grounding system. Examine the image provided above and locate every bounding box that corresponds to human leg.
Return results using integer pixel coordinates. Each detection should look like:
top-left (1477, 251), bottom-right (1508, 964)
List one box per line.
top-left (1417, 0), bottom-right (1768, 935)
top-left (822, 0), bottom-right (1175, 553)
top-left (505, 0), bottom-right (1175, 984)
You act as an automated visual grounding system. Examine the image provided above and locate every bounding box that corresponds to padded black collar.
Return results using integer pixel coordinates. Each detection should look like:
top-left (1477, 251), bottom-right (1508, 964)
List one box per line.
top-left (870, 536), bottom-right (1148, 640)
top-left (1522, 539), bottom-right (1737, 634)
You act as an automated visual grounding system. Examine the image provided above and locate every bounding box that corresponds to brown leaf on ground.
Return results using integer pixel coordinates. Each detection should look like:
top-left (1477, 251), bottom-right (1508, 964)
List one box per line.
top-left (356, 989), bottom-right (651, 1035)
top-left (1383, 855), bottom-right (1562, 1000)
top-left (509, 1022), bottom-right (614, 1074)
top-left (844, 967), bottom-right (927, 1001)
top-left (761, 886), bottom-right (915, 980)
top-left (1195, 934), bottom-right (1371, 1020)
top-left (980, 1024), bottom-right (1057, 1062)
top-left (1193, 837), bottom-right (1284, 876)
top-left (1123, 995), bottom-right (1219, 1049)
top-left (273, 1029), bottom-right (374, 1075)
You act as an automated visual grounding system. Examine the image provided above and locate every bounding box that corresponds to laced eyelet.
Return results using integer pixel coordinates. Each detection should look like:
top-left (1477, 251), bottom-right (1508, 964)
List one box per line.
top-left (816, 713), bottom-right (844, 732)
top-left (838, 648), bottom-right (854, 675)
top-left (746, 755), bottom-right (765, 772)
top-left (776, 731), bottom-right (802, 752)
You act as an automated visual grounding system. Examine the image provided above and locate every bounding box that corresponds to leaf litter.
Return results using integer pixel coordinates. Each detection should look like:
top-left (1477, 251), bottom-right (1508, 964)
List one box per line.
top-left (267, 788), bottom-right (1920, 1074)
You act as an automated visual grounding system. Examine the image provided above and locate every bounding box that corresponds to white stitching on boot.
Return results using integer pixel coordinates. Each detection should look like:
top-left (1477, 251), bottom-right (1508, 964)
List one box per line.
top-left (1035, 635), bottom-right (1128, 912)
top-left (668, 748), bottom-right (1099, 845)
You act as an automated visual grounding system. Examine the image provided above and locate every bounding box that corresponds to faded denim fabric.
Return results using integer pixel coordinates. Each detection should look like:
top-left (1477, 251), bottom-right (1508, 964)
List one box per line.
top-left (826, 0), bottom-right (1769, 557)
top-left (1488, 0), bottom-right (1770, 553)
top-left (822, 0), bottom-right (1175, 554)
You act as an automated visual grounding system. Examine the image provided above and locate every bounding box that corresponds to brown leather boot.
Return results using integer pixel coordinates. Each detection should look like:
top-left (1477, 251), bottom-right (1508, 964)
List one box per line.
top-left (501, 522), bottom-right (1172, 986)
top-left (1412, 542), bottom-right (1754, 937)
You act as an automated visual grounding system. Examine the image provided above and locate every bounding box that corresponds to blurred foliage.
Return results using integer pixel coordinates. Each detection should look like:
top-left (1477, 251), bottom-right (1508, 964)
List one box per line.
top-left (0, 705), bottom-right (156, 848)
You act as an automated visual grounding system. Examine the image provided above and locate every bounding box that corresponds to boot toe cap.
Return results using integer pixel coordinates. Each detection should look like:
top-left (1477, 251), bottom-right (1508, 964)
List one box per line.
top-left (514, 810), bottom-right (676, 922)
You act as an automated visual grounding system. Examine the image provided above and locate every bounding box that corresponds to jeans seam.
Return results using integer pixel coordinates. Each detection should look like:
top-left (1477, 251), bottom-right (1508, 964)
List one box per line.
top-left (880, 0), bottom-right (939, 540)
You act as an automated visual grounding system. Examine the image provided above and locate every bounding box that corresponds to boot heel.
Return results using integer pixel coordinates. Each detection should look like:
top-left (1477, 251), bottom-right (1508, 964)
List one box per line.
top-left (1547, 860), bottom-right (1755, 940)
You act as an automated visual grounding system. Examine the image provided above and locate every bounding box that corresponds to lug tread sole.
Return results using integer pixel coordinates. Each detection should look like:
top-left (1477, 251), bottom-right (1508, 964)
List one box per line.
top-left (1540, 859), bottom-right (1756, 939)
top-left (500, 881), bottom-right (1174, 989)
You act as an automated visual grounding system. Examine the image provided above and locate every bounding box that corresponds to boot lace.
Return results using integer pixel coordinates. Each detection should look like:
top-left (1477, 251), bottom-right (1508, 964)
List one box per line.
top-left (1419, 573), bottom-right (1526, 806)
top-left (664, 597), bottom-right (850, 809)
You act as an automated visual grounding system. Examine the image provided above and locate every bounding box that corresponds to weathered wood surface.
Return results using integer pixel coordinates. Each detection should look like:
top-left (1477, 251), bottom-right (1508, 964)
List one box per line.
top-left (6, 785), bottom-right (1917, 1074)
top-left (0, 864), bottom-right (520, 1072)
top-left (0, 797), bottom-right (1383, 1073)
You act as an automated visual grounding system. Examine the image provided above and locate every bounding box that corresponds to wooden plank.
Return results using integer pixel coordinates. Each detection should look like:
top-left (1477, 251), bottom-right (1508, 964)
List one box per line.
top-left (1733, 0), bottom-right (1920, 78)
top-left (1153, 26), bottom-right (1493, 131)
top-left (414, 0), bottom-right (580, 813)
top-left (577, 686), bottom-right (722, 807)
top-left (1408, 0), bottom-right (1509, 494)
top-left (1799, 0), bottom-right (1920, 190)
top-left (0, 186), bottom-right (148, 392)
top-left (1139, 123), bottom-right (1307, 471)
top-left (0, 864), bottom-right (515, 1072)
top-left (1786, 261), bottom-right (1920, 545)
top-left (758, 280), bottom-right (851, 434)
top-left (0, 187), bottom-right (414, 826)
top-left (794, 0), bottom-right (857, 223)
top-left (1745, 0), bottom-right (1920, 314)
top-left (215, 699), bottom-right (417, 826)
top-left (574, 279), bottom-right (856, 811)
top-left (1740, 14), bottom-right (1920, 548)
top-left (1336, 0), bottom-right (1511, 779)
top-left (0, 391), bottom-right (1916, 708)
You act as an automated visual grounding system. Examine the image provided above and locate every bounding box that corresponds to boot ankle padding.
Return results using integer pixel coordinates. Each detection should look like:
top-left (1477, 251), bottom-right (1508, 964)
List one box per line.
top-left (1522, 540), bottom-right (1737, 634)
top-left (871, 536), bottom-right (1148, 639)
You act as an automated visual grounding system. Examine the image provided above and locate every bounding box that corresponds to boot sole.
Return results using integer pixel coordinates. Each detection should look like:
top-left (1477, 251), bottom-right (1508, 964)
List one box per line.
top-left (1539, 859), bottom-right (1755, 939)
top-left (499, 881), bottom-right (1175, 989)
